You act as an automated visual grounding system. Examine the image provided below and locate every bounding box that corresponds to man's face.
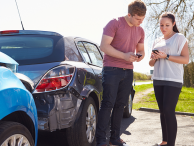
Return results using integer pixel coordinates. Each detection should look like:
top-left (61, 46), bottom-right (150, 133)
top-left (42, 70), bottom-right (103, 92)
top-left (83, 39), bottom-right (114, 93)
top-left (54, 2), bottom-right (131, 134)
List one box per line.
top-left (128, 14), bottom-right (145, 26)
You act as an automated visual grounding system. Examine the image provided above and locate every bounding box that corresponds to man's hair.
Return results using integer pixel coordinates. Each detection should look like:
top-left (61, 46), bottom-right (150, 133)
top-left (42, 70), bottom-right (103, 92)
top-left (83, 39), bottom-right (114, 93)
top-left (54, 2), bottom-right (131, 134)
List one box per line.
top-left (128, 0), bottom-right (147, 16)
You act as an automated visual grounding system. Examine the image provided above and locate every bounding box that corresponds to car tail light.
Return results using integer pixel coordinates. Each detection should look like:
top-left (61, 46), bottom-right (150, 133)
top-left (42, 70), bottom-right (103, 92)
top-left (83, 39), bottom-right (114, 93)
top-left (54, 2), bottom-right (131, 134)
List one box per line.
top-left (0, 30), bottom-right (19, 34)
top-left (34, 65), bottom-right (75, 93)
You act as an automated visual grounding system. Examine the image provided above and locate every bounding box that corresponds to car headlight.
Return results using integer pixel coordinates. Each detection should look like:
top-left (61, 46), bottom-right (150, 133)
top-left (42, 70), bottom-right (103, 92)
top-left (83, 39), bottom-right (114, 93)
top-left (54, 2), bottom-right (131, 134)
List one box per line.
top-left (0, 63), bottom-right (17, 73)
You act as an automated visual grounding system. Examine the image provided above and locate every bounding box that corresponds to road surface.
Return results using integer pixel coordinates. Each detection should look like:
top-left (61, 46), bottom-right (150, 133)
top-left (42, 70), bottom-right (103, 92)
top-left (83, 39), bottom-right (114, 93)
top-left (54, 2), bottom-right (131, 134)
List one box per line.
top-left (37, 110), bottom-right (194, 146)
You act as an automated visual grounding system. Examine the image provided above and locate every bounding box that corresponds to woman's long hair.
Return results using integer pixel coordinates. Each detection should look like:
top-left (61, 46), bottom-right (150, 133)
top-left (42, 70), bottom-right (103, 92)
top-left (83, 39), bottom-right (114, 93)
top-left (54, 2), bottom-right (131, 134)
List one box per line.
top-left (160, 12), bottom-right (179, 33)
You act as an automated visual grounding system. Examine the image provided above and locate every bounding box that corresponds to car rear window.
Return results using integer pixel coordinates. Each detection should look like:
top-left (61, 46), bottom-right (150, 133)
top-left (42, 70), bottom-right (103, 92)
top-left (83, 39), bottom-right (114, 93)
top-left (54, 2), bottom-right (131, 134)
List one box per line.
top-left (0, 35), bottom-right (65, 65)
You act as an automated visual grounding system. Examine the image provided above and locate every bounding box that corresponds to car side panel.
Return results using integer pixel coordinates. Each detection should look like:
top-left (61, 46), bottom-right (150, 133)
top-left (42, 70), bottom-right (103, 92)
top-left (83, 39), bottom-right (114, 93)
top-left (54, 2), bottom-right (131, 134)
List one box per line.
top-left (0, 67), bottom-right (38, 145)
top-left (33, 61), bottom-right (102, 131)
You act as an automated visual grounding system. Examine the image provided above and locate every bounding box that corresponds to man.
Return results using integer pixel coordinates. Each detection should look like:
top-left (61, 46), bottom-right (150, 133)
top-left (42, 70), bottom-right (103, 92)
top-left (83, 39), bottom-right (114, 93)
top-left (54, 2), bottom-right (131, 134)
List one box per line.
top-left (96, 1), bottom-right (147, 146)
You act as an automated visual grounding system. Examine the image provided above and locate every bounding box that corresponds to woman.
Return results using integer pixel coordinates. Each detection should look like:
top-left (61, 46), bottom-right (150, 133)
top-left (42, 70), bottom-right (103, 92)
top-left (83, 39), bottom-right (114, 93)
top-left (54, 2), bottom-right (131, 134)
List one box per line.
top-left (149, 12), bottom-right (189, 146)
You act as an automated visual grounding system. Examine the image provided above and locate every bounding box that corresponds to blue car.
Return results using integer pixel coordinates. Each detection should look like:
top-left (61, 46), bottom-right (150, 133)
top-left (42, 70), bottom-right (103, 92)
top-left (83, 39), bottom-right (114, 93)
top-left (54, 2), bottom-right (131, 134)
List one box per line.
top-left (0, 52), bottom-right (38, 146)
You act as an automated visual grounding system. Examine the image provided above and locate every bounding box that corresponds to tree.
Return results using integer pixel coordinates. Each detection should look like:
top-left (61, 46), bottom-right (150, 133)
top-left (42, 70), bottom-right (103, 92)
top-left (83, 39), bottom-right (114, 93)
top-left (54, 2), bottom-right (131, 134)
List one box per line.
top-left (144, 0), bottom-right (194, 61)
top-left (183, 62), bottom-right (194, 87)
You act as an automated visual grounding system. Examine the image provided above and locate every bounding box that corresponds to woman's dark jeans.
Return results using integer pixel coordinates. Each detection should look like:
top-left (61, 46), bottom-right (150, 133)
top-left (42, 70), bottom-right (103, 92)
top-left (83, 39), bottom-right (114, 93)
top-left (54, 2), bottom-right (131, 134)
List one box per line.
top-left (154, 85), bottom-right (181, 146)
top-left (96, 67), bottom-right (133, 145)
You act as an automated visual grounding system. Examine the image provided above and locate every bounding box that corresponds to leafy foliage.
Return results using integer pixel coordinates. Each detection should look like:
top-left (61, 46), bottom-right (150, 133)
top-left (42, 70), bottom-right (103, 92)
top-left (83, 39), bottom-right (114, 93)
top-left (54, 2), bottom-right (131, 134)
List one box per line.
top-left (133, 72), bottom-right (151, 80)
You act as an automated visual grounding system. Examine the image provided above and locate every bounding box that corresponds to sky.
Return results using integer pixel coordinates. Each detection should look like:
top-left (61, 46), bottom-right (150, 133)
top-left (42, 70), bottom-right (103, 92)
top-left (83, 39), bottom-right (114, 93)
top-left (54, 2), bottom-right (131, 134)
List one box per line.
top-left (0, 0), bottom-right (152, 74)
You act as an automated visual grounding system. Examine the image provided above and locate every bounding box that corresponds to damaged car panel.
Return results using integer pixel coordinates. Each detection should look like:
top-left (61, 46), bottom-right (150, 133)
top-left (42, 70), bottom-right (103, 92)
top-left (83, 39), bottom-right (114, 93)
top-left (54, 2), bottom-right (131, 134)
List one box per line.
top-left (33, 61), bottom-right (100, 132)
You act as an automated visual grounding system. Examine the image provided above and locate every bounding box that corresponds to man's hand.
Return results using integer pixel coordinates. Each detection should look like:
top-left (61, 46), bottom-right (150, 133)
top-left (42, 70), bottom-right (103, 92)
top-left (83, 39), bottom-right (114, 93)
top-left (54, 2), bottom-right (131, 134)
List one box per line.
top-left (124, 52), bottom-right (138, 62)
top-left (135, 43), bottom-right (145, 62)
top-left (136, 55), bottom-right (143, 62)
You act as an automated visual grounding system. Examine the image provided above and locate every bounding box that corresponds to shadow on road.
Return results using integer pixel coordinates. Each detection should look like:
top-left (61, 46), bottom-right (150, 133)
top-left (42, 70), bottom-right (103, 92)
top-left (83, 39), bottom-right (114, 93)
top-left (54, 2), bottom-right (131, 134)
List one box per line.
top-left (120, 116), bottom-right (136, 136)
top-left (37, 130), bottom-right (69, 146)
top-left (105, 115), bottom-right (136, 144)
top-left (37, 116), bottom-right (136, 146)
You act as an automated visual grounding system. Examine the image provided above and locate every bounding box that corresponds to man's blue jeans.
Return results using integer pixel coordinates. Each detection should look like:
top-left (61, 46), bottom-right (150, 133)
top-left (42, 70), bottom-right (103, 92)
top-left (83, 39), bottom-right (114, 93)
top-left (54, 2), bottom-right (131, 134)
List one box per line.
top-left (96, 67), bottom-right (133, 145)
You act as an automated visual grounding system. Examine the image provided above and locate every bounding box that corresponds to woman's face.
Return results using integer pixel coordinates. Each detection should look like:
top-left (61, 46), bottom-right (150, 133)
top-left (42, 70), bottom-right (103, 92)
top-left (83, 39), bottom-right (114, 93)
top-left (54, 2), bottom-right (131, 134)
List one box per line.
top-left (159, 17), bottom-right (175, 36)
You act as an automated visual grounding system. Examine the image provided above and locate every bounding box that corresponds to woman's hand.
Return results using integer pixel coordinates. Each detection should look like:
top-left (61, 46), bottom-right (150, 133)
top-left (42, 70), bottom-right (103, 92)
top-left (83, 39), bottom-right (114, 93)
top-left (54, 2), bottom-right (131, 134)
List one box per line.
top-left (155, 51), bottom-right (167, 59)
top-left (151, 52), bottom-right (159, 60)
top-left (149, 52), bottom-right (158, 67)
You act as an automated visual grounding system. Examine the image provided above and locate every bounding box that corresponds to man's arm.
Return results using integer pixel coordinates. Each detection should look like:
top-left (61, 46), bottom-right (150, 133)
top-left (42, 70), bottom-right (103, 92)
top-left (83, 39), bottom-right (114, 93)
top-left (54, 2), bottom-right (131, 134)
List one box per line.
top-left (100, 35), bottom-right (138, 62)
top-left (135, 43), bottom-right (145, 62)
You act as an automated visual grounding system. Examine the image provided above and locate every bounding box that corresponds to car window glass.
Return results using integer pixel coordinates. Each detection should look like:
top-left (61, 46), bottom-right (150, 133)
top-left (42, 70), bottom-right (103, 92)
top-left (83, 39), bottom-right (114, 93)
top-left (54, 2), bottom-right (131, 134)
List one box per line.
top-left (0, 35), bottom-right (65, 65)
top-left (64, 38), bottom-right (83, 62)
top-left (99, 46), bottom-right (104, 58)
top-left (0, 37), bottom-right (53, 59)
top-left (83, 42), bottom-right (103, 67)
top-left (77, 42), bottom-right (91, 63)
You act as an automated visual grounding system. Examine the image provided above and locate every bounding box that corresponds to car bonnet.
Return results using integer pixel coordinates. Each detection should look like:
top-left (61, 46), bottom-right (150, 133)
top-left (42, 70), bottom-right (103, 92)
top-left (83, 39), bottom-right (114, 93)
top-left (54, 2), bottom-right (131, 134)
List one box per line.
top-left (0, 52), bottom-right (18, 65)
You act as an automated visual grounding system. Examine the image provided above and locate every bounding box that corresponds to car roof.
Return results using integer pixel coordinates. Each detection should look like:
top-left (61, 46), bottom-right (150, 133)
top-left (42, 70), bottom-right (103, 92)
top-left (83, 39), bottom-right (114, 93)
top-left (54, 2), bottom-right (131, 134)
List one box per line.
top-left (73, 37), bottom-right (100, 46)
top-left (0, 30), bottom-right (63, 36)
top-left (0, 30), bottom-right (99, 46)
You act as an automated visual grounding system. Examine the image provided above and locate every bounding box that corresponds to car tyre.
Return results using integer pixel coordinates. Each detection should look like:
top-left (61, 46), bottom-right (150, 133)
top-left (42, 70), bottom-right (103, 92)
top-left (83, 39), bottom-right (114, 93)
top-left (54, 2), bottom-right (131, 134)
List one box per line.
top-left (66, 96), bottom-right (97, 146)
top-left (0, 121), bottom-right (34, 146)
top-left (123, 94), bottom-right (133, 118)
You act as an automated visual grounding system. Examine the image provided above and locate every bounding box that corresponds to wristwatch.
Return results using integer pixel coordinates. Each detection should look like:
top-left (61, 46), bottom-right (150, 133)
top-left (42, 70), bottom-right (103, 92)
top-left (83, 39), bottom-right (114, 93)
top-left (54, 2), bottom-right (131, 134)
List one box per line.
top-left (166, 54), bottom-right (169, 60)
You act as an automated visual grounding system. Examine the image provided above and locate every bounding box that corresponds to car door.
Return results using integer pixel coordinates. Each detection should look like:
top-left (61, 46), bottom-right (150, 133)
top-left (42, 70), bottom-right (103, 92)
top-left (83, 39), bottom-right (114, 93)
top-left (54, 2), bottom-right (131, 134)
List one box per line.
top-left (76, 40), bottom-right (103, 100)
top-left (82, 41), bottom-right (103, 75)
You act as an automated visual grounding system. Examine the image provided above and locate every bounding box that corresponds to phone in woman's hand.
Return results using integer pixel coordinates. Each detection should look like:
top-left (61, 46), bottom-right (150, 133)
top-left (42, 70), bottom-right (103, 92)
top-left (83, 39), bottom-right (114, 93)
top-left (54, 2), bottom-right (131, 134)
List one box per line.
top-left (152, 49), bottom-right (159, 54)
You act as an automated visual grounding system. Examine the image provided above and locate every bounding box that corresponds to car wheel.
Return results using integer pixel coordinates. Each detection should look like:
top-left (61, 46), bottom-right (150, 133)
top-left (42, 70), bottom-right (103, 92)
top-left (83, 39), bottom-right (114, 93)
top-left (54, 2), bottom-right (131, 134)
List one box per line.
top-left (66, 96), bottom-right (97, 146)
top-left (0, 122), bottom-right (34, 146)
top-left (123, 94), bottom-right (133, 118)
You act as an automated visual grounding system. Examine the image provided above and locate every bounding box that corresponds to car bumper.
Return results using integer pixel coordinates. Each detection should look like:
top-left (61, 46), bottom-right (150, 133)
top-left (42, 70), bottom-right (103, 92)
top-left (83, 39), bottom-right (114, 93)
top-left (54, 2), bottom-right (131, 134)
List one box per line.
top-left (34, 87), bottom-right (82, 131)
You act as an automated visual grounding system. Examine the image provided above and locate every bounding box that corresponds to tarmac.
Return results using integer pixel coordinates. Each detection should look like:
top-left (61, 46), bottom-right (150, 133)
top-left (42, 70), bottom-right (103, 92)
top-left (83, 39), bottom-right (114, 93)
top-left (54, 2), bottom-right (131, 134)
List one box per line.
top-left (37, 109), bottom-right (194, 146)
top-left (119, 110), bottom-right (194, 146)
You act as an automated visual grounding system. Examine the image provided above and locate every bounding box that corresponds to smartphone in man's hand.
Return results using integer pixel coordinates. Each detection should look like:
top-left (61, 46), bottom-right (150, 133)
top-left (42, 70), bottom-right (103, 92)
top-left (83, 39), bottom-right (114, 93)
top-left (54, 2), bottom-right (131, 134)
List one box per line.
top-left (152, 49), bottom-right (159, 54)
top-left (136, 53), bottom-right (142, 58)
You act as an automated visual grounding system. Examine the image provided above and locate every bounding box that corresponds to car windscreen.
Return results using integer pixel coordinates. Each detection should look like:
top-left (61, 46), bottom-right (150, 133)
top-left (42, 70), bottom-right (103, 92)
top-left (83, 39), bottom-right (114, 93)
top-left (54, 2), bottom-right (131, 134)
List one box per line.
top-left (0, 35), bottom-right (65, 65)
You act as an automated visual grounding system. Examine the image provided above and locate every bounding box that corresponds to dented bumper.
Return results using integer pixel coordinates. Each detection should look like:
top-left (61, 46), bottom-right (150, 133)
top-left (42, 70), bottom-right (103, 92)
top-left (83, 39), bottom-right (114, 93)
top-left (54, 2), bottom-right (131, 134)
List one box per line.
top-left (34, 87), bottom-right (82, 131)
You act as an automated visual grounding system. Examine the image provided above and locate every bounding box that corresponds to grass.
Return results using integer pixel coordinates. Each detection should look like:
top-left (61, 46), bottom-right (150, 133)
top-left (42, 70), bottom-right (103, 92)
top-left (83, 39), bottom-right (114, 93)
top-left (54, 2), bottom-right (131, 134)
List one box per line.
top-left (175, 87), bottom-right (194, 113)
top-left (134, 83), bottom-right (153, 93)
top-left (134, 80), bottom-right (152, 82)
top-left (133, 86), bottom-right (194, 113)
